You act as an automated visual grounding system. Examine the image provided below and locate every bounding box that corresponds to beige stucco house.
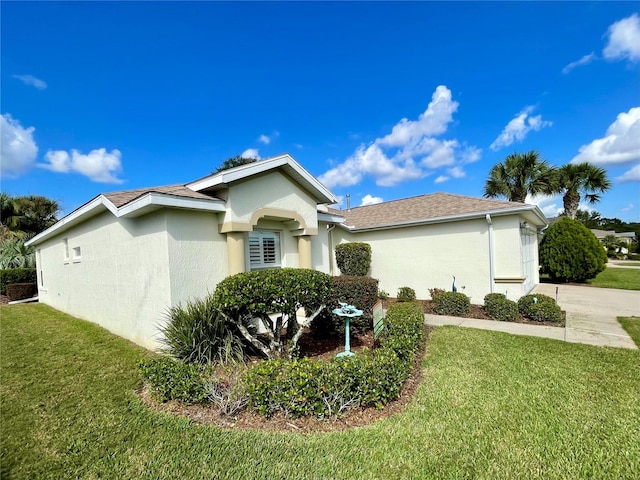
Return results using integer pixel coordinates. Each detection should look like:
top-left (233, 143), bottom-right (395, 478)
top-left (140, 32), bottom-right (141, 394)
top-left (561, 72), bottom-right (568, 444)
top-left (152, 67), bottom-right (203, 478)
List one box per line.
top-left (27, 154), bottom-right (547, 349)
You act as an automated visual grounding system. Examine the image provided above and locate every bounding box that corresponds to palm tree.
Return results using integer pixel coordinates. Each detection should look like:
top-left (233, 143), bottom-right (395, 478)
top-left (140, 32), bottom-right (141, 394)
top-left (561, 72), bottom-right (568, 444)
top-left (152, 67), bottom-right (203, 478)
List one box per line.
top-left (483, 151), bottom-right (557, 203)
top-left (557, 163), bottom-right (611, 219)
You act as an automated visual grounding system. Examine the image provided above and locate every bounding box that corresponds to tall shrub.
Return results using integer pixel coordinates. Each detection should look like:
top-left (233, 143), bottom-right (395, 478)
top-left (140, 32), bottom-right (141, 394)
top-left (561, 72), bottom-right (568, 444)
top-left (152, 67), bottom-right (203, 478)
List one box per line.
top-left (539, 217), bottom-right (607, 282)
top-left (311, 276), bottom-right (379, 337)
top-left (335, 243), bottom-right (371, 276)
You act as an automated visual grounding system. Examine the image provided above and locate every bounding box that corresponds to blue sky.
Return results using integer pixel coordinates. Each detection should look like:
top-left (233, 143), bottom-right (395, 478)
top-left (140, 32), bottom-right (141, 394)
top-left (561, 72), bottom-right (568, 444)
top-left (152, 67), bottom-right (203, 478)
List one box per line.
top-left (2, 1), bottom-right (639, 222)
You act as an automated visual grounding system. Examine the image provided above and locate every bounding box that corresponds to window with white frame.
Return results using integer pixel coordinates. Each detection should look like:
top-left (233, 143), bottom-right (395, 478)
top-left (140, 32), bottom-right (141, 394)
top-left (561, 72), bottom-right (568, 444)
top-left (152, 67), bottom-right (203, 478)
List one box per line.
top-left (72, 246), bottom-right (82, 262)
top-left (247, 230), bottom-right (281, 270)
top-left (63, 238), bottom-right (70, 262)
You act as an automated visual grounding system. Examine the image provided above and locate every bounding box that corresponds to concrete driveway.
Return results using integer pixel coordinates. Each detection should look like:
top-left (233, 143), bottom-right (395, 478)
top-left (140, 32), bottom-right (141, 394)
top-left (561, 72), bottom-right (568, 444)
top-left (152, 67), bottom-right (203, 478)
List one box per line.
top-left (532, 283), bottom-right (640, 349)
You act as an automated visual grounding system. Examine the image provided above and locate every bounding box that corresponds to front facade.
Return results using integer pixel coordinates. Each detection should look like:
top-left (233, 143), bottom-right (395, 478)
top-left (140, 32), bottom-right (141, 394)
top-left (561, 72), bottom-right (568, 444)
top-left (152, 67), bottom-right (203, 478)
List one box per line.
top-left (28, 154), bottom-right (547, 349)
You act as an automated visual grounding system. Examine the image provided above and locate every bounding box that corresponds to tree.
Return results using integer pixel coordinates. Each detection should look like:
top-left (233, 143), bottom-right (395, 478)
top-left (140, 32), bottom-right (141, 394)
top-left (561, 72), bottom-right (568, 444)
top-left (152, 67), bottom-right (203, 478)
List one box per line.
top-left (575, 209), bottom-right (603, 229)
top-left (483, 151), bottom-right (556, 203)
top-left (0, 193), bottom-right (59, 239)
top-left (557, 163), bottom-right (611, 219)
top-left (539, 217), bottom-right (607, 282)
top-left (212, 155), bottom-right (258, 174)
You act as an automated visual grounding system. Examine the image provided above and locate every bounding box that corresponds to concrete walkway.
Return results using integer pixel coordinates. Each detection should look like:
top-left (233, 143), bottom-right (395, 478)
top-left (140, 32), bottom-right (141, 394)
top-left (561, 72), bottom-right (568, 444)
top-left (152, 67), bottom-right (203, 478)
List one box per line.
top-left (425, 284), bottom-right (639, 350)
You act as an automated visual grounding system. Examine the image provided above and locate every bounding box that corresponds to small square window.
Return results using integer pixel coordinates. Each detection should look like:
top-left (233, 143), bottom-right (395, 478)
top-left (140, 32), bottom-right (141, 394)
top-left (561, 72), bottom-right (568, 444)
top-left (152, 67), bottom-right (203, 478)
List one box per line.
top-left (72, 246), bottom-right (82, 262)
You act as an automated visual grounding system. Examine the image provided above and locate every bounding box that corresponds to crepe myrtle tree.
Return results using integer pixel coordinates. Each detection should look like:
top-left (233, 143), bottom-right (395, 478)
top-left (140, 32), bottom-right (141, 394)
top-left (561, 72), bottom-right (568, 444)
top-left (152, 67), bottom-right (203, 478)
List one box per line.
top-left (213, 268), bottom-right (332, 359)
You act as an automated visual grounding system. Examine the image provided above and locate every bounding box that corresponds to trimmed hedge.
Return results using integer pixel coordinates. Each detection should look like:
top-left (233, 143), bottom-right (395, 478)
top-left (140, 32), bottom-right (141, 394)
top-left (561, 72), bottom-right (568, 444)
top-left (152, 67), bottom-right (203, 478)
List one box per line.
top-left (6, 283), bottom-right (37, 301)
top-left (483, 293), bottom-right (518, 322)
top-left (311, 276), bottom-right (378, 337)
top-left (246, 301), bottom-right (426, 417)
top-left (335, 243), bottom-right (371, 276)
top-left (0, 268), bottom-right (36, 295)
top-left (138, 357), bottom-right (211, 404)
top-left (517, 294), bottom-right (563, 323)
top-left (432, 291), bottom-right (470, 316)
top-left (397, 286), bottom-right (416, 302)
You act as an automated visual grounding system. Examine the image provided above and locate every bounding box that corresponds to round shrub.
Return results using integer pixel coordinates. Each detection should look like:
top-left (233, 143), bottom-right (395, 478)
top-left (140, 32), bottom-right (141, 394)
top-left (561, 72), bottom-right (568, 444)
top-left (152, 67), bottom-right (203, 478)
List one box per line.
top-left (517, 294), bottom-right (562, 323)
top-left (483, 293), bottom-right (518, 322)
top-left (432, 292), bottom-right (470, 316)
top-left (397, 286), bottom-right (416, 302)
top-left (539, 217), bottom-right (607, 282)
top-left (335, 242), bottom-right (372, 276)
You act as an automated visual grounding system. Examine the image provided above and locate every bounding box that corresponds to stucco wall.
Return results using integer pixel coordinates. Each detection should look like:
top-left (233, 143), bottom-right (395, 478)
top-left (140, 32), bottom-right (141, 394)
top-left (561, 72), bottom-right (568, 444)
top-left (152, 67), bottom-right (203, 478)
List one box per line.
top-left (166, 210), bottom-right (228, 305)
top-left (311, 222), bottom-right (332, 273)
top-left (332, 215), bottom-right (537, 304)
top-left (226, 171), bottom-right (319, 231)
top-left (35, 210), bottom-right (173, 349)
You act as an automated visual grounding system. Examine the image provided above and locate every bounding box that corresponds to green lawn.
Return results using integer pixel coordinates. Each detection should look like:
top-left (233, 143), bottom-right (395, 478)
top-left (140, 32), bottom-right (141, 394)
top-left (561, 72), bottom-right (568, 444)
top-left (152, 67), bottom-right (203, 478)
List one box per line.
top-left (619, 317), bottom-right (640, 347)
top-left (2, 304), bottom-right (639, 479)
top-left (587, 267), bottom-right (640, 290)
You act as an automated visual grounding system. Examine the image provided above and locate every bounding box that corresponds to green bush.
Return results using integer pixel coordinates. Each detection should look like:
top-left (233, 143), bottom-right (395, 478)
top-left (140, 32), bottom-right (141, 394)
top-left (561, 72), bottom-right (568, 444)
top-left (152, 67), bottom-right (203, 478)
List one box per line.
top-left (483, 293), bottom-right (518, 322)
top-left (629, 253), bottom-right (640, 261)
top-left (214, 268), bottom-right (332, 359)
top-left (397, 286), bottom-right (416, 302)
top-left (246, 301), bottom-right (425, 418)
top-left (0, 268), bottom-right (36, 295)
top-left (6, 283), bottom-right (37, 301)
top-left (335, 243), bottom-right (371, 276)
top-left (311, 276), bottom-right (379, 337)
top-left (517, 294), bottom-right (562, 323)
top-left (432, 292), bottom-right (470, 316)
top-left (138, 357), bottom-right (211, 404)
top-left (160, 296), bottom-right (245, 365)
top-left (539, 217), bottom-right (607, 282)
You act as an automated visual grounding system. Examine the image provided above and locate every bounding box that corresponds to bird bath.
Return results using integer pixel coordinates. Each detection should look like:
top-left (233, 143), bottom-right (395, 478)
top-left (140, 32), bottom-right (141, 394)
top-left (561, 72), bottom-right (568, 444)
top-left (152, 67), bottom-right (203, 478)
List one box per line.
top-left (332, 302), bottom-right (362, 358)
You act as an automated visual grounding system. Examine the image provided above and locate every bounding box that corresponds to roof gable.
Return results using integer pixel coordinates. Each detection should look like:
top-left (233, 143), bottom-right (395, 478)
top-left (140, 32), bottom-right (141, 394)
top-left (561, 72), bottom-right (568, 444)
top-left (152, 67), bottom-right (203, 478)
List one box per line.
top-left (186, 153), bottom-right (337, 204)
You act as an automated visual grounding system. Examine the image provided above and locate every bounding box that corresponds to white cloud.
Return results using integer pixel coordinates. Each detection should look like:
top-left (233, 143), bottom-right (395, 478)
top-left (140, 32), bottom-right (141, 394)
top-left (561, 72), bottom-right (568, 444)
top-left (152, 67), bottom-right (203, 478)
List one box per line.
top-left (360, 194), bottom-right (383, 206)
top-left (603, 13), bottom-right (640, 62)
top-left (40, 148), bottom-right (124, 184)
top-left (434, 175), bottom-right (449, 184)
top-left (562, 52), bottom-right (595, 74)
top-left (526, 194), bottom-right (563, 218)
top-left (447, 166), bottom-right (466, 178)
top-left (0, 113), bottom-right (38, 176)
top-left (616, 164), bottom-right (640, 183)
top-left (258, 134), bottom-right (271, 145)
top-left (13, 74), bottom-right (47, 90)
top-left (378, 85), bottom-right (458, 147)
top-left (241, 148), bottom-right (261, 159)
top-left (571, 107), bottom-right (640, 166)
top-left (319, 85), bottom-right (478, 189)
top-left (490, 106), bottom-right (552, 151)
top-left (621, 203), bottom-right (634, 212)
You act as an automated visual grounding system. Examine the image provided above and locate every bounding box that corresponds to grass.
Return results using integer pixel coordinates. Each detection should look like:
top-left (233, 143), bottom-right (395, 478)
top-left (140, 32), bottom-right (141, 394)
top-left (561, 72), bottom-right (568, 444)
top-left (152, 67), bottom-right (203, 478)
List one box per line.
top-left (2, 304), bottom-right (640, 479)
top-left (617, 261), bottom-right (640, 266)
top-left (587, 267), bottom-right (640, 290)
top-left (619, 317), bottom-right (640, 347)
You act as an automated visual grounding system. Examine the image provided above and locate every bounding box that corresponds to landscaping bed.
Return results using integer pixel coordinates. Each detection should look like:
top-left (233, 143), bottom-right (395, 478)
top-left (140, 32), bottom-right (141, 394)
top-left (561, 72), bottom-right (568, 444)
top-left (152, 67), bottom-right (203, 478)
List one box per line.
top-left (138, 327), bottom-right (430, 433)
top-left (382, 298), bottom-right (566, 327)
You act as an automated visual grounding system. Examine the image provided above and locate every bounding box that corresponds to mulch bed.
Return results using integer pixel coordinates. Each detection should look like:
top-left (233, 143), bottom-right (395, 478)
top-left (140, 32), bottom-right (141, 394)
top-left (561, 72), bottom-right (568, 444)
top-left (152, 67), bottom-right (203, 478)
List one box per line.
top-left (383, 298), bottom-right (566, 328)
top-left (139, 327), bottom-right (432, 434)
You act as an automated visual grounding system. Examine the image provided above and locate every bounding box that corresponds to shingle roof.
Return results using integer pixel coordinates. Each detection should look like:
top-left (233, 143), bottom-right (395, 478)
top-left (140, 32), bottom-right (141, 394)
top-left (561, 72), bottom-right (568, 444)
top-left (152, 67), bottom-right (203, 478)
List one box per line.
top-left (330, 193), bottom-right (535, 230)
top-left (103, 184), bottom-right (219, 208)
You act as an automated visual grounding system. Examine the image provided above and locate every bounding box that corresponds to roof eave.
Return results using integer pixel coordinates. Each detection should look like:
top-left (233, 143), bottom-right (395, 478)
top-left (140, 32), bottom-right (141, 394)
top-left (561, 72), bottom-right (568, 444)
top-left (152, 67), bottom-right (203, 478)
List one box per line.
top-left (338, 204), bottom-right (548, 232)
top-left (26, 192), bottom-right (226, 246)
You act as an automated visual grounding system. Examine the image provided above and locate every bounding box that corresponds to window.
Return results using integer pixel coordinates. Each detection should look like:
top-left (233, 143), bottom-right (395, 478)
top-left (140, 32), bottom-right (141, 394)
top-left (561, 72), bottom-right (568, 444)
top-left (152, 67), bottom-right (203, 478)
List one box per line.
top-left (247, 231), bottom-right (281, 270)
top-left (37, 249), bottom-right (44, 287)
top-left (63, 238), bottom-right (69, 262)
top-left (72, 246), bottom-right (82, 263)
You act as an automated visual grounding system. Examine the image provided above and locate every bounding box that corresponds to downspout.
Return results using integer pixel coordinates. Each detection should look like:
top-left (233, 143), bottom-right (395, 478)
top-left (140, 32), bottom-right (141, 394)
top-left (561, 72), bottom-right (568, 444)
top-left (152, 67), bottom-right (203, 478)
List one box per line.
top-left (327, 224), bottom-right (336, 276)
top-left (485, 214), bottom-right (495, 293)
